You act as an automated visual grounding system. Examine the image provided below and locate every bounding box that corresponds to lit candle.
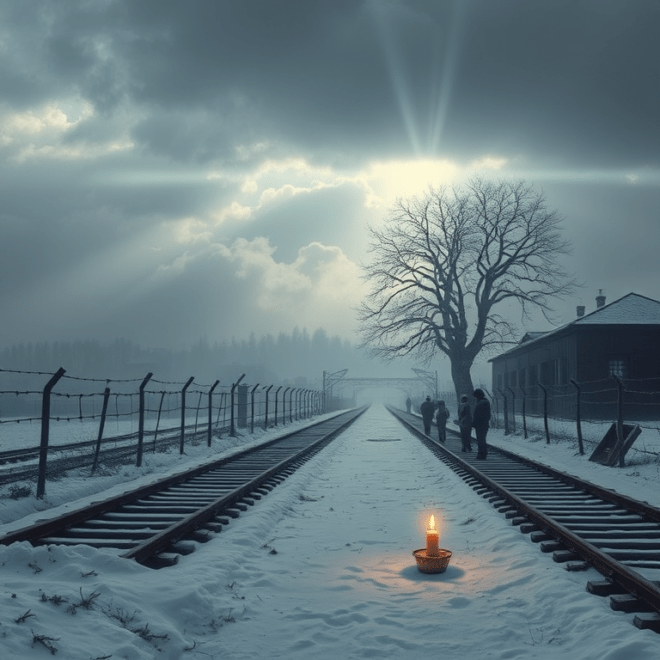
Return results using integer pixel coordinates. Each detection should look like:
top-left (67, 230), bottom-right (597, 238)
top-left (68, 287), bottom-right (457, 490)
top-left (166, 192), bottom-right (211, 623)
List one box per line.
top-left (426, 515), bottom-right (439, 556)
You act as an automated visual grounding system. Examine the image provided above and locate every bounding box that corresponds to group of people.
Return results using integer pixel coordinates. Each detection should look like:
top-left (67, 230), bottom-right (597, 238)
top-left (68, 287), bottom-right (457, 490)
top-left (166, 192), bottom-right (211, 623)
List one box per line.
top-left (413, 390), bottom-right (491, 460)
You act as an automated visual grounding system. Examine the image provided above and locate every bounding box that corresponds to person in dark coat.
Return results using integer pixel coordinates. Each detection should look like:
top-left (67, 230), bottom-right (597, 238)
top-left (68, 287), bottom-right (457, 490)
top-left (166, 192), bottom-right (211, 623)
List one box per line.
top-left (420, 396), bottom-right (435, 435)
top-left (405, 397), bottom-right (412, 414)
top-left (435, 400), bottom-right (450, 443)
top-left (472, 388), bottom-right (491, 459)
top-left (458, 395), bottom-right (472, 452)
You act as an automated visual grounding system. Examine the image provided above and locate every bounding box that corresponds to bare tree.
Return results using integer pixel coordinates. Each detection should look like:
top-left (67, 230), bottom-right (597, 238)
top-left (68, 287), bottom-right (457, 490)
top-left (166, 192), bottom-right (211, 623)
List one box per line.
top-left (358, 178), bottom-right (577, 401)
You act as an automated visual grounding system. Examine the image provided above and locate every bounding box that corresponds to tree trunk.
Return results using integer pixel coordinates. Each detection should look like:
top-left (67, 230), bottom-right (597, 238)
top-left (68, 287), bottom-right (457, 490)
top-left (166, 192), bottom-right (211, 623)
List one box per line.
top-left (449, 355), bottom-right (475, 409)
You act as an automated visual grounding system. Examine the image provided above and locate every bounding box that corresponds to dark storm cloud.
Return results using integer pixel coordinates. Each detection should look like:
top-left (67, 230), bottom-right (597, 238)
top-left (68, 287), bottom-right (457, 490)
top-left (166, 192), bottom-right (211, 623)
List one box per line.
top-left (2, 0), bottom-right (658, 165)
top-left (1, 0), bottom-right (659, 353)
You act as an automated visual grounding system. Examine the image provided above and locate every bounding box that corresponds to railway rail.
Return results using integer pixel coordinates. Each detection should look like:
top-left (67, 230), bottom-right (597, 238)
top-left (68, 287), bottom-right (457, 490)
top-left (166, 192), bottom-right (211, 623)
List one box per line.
top-left (0, 423), bottom-right (212, 485)
top-left (0, 407), bottom-right (366, 568)
top-left (4, 401), bottom-right (660, 633)
top-left (389, 405), bottom-right (660, 633)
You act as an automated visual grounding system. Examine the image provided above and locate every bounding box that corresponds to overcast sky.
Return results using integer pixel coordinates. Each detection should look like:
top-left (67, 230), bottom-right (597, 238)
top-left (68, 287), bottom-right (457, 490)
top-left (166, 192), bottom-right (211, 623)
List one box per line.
top-left (1, 0), bottom-right (659, 373)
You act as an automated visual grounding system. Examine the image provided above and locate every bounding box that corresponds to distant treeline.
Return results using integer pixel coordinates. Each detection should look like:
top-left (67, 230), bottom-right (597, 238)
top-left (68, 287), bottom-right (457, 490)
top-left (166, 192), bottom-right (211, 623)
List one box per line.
top-left (0, 328), bottom-right (376, 386)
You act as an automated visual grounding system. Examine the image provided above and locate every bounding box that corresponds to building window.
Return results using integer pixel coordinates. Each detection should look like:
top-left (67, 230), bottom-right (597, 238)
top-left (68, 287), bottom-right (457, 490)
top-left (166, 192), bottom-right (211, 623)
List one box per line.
top-left (608, 358), bottom-right (628, 379)
top-left (519, 368), bottom-right (526, 390)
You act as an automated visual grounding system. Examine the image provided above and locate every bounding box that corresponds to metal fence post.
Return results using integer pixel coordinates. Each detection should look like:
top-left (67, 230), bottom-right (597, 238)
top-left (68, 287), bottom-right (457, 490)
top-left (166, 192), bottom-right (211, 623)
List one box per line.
top-left (538, 382), bottom-right (550, 444)
top-left (282, 387), bottom-right (290, 425)
top-left (153, 391), bottom-right (166, 452)
top-left (230, 374), bottom-right (245, 437)
top-left (498, 388), bottom-right (509, 435)
top-left (180, 377), bottom-right (194, 453)
top-left (274, 386), bottom-right (282, 426)
top-left (264, 385), bottom-right (273, 429)
top-left (507, 386), bottom-right (516, 434)
top-left (570, 378), bottom-right (584, 455)
top-left (92, 386), bottom-right (111, 474)
top-left (519, 386), bottom-right (528, 439)
top-left (137, 372), bottom-right (153, 467)
top-left (250, 383), bottom-right (260, 433)
top-left (613, 374), bottom-right (626, 467)
top-left (36, 367), bottom-right (66, 499)
top-left (207, 380), bottom-right (220, 447)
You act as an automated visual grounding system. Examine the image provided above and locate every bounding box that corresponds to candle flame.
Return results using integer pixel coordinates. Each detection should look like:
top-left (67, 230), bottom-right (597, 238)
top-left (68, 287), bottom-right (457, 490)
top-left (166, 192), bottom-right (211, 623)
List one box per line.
top-left (429, 515), bottom-right (435, 530)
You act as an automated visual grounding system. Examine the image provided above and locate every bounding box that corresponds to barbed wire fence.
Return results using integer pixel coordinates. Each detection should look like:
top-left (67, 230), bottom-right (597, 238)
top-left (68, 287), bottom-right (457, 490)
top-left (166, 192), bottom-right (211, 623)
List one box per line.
top-left (0, 367), bottom-right (323, 499)
top-left (488, 375), bottom-right (660, 466)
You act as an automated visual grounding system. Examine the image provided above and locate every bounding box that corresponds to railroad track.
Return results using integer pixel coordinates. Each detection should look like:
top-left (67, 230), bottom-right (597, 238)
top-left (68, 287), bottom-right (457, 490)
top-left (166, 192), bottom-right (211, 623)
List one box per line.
top-left (0, 424), bottom-right (221, 485)
top-left (0, 407), bottom-right (366, 568)
top-left (389, 405), bottom-right (660, 632)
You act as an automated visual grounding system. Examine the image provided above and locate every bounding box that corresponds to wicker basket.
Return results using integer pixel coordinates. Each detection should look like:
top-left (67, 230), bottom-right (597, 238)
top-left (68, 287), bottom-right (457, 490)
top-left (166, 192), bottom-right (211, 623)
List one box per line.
top-left (413, 548), bottom-right (452, 574)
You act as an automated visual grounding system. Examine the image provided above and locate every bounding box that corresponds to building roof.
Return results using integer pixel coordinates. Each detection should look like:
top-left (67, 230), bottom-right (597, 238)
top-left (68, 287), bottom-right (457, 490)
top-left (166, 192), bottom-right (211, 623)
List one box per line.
top-left (574, 292), bottom-right (660, 325)
top-left (491, 293), bottom-right (660, 361)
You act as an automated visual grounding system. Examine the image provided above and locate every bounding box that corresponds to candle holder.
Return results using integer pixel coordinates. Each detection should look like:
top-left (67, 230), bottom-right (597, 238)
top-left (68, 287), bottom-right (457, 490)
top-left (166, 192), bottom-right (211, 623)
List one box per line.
top-left (413, 548), bottom-right (452, 574)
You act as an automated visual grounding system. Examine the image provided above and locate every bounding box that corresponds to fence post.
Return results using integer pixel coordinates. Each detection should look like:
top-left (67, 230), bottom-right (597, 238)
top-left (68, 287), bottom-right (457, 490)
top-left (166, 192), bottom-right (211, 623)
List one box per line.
top-left (153, 391), bottom-right (166, 452)
top-left (137, 372), bottom-right (153, 467)
top-left (36, 367), bottom-right (66, 499)
top-left (207, 380), bottom-right (220, 447)
top-left (289, 388), bottom-right (295, 423)
top-left (230, 374), bottom-right (245, 437)
top-left (519, 386), bottom-right (528, 439)
top-left (507, 386), bottom-right (517, 434)
top-left (612, 374), bottom-right (626, 467)
top-left (282, 387), bottom-right (290, 425)
top-left (538, 383), bottom-right (550, 444)
top-left (193, 391), bottom-right (203, 439)
top-left (250, 383), bottom-right (260, 433)
top-left (179, 377), bottom-right (194, 453)
top-left (570, 379), bottom-right (585, 455)
top-left (274, 386), bottom-right (282, 426)
top-left (498, 388), bottom-right (509, 435)
top-left (91, 386), bottom-right (111, 474)
top-left (264, 385), bottom-right (273, 429)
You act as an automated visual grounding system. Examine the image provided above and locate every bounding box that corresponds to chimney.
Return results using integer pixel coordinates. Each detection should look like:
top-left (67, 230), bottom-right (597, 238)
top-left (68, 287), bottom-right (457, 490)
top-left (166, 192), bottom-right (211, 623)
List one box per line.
top-left (576, 305), bottom-right (585, 317)
top-left (596, 289), bottom-right (606, 308)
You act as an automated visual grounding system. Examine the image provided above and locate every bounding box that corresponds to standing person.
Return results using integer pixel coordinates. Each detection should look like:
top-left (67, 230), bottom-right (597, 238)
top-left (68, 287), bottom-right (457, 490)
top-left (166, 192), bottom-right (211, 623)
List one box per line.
top-left (420, 396), bottom-right (435, 435)
top-left (472, 388), bottom-right (491, 459)
top-left (458, 395), bottom-right (472, 452)
top-left (435, 400), bottom-right (450, 443)
top-left (405, 396), bottom-right (412, 414)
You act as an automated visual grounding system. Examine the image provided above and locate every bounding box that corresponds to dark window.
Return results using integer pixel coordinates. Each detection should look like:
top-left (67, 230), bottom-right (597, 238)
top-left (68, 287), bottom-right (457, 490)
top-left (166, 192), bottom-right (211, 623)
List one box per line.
top-left (608, 357), bottom-right (629, 379)
top-left (509, 370), bottom-right (517, 387)
top-left (519, 368), bottom-right (526, 390)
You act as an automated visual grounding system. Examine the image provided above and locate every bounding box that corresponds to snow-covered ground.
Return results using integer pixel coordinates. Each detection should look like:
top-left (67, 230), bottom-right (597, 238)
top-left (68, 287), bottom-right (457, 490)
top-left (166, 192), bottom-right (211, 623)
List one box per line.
top-left (1, 404), bottom-right (659, 659)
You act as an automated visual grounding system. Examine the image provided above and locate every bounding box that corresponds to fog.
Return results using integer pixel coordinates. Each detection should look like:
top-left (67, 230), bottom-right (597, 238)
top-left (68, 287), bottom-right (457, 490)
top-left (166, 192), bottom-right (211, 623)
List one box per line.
top-left (2, 1), bottom-right (659, 383)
